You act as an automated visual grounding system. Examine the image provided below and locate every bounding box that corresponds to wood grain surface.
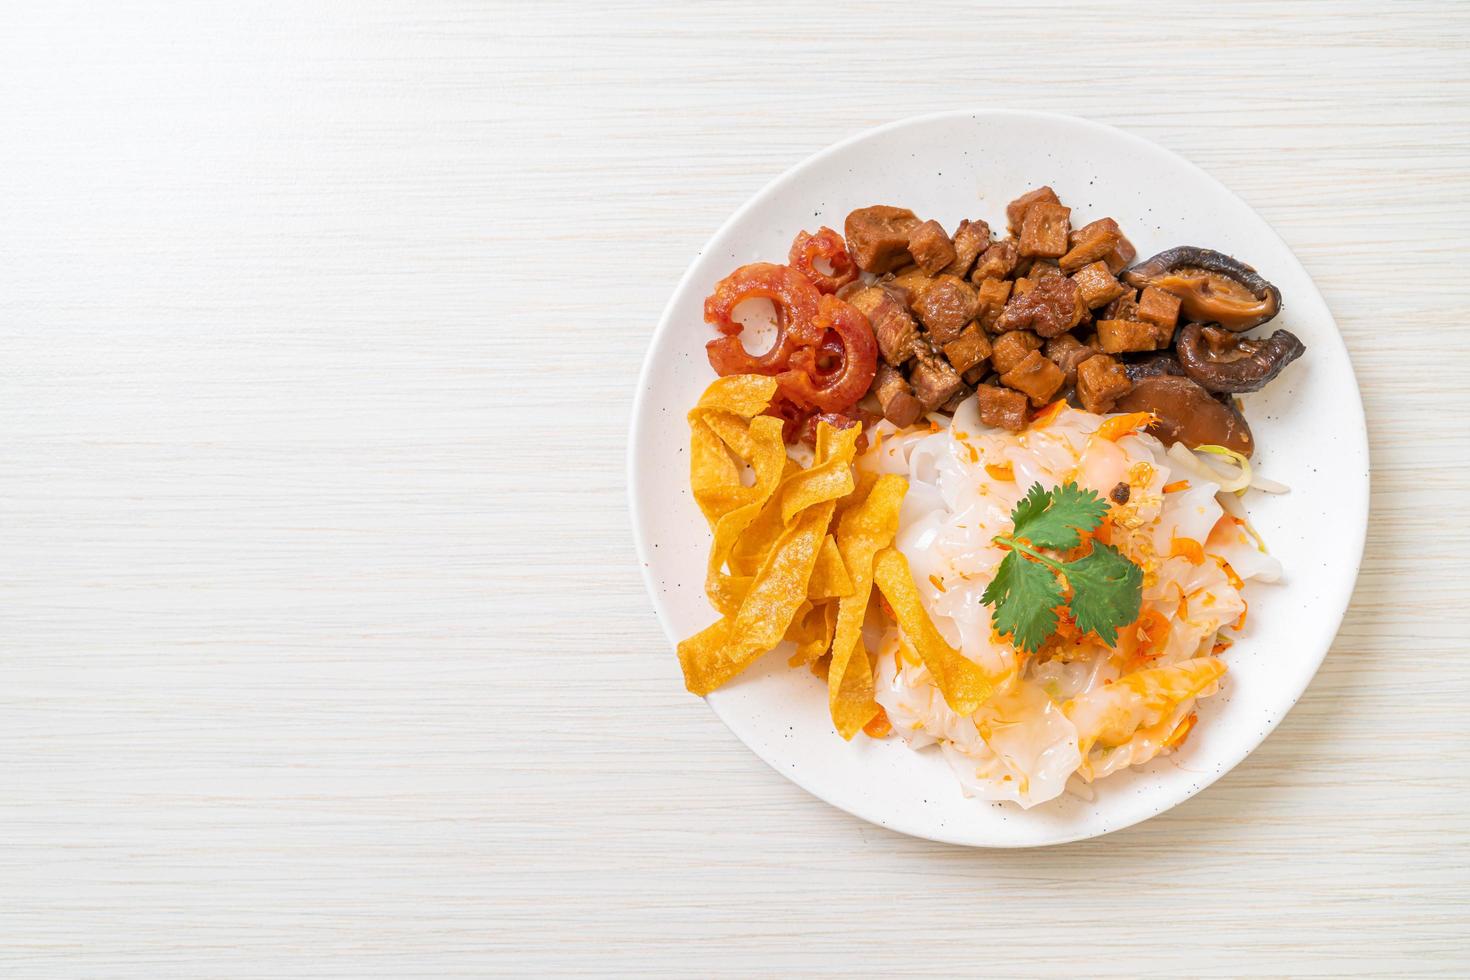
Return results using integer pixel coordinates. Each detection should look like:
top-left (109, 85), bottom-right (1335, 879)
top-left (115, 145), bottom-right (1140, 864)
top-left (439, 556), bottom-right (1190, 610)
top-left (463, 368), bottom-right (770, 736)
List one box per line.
top-left (2, 1), bottom-right (1467, 976)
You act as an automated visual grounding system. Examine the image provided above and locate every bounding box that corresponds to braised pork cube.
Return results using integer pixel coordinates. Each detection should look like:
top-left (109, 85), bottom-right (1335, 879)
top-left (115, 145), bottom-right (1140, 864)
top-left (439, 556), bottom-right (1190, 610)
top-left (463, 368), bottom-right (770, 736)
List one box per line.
top-left (1018, 203), bottom-right (1071, 259)
top-left (1102, 287), bottom-right (1140, 322)
top-left (908, 345), bottom-right (965, 412)
top-left (942, 324), bottom-right (992, 375)
top-left (974, 383), bottom-right (1030, 431)
top-left (1006, 186), bottom-right (1061, 234)
top-left (844, 205), bottom-right (920, 274)
top-left (912, 274), bottom-right (980, 345)
top-left (991, 330), bottom-right (1043, 375)
top-left (962, 365), bottom-right (988, 386)
top-left (943, 219), bottom-right (991, 278)
top-left (970, 239), bottom-right (1020, 282)
top-left (1071, 260), bottom-right (1128, 309)
top-left (993, 275), bottom-right (1085, 338)
top-left (1000, 350), bottom-right (1066, 406)
top-left (939, 386), bottom-right (972, 414)
top-left (1097, 318), bottom-right (1166, 353)
top-left (1044, 333), bottom-right (1096, 387)
top-left (846, 286), bottom-right (918, 366)
top-left (1136, 285), bottom-right (1182, 333)
top-left (871, 362), bottom-right (924, 427)
top-left (1075, 354), bottom-right (1134, 414)
top-left (906, 220), bottom-right (956, 275)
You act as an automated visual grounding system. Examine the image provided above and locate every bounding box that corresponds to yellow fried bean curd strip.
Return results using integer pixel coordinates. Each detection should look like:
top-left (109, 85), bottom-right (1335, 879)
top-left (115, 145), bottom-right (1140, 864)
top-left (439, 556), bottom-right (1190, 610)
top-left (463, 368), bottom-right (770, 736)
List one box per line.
top-left (826, 474), bottom-right (908, 739)
top-left (687, 375), bottom-right (780, 524)
top-left (808, 534), bottom-right (854, 601)
top-left (872, 547), bottom-right (1005, 716)
top-left (702, 415), bottom-right (787, 615)
top-left (678, 421), bottom-right (861, 697)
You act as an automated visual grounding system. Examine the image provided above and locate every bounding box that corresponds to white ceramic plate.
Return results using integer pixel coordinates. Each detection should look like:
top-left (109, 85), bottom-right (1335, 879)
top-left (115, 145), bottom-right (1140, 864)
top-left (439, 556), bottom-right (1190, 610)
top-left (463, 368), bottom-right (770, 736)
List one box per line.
top-left (629, 110), bottom-right (1368, 847)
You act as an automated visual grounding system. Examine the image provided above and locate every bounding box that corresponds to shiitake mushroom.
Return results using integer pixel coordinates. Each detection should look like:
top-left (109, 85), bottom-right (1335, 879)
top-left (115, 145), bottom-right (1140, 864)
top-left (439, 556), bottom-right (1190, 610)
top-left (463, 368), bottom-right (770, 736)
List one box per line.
top-left (1124, 247), bottom-right (1281, 331)
top-left (1113, 374), bottom-right (1255, 457)
top-left (1175, 322), bottom-right (1305, 393)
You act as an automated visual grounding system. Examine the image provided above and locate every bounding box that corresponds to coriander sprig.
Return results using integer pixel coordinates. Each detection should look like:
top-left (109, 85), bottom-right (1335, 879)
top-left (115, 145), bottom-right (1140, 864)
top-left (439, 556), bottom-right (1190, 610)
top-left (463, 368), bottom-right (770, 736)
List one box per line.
top-left (980, 482), bottom-right (1144, 653)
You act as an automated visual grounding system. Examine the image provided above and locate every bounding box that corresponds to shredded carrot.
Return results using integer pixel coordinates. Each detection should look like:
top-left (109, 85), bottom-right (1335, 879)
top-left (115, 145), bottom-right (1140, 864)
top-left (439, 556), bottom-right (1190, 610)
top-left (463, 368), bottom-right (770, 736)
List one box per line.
top-left (929, 420), bottom-right (941, 433)
top-left (1136, 608), bottom-right (1171, 659)
top-left (1164, 712), bottom-right (1198, 749)
top-left (1170, 535), bottom-right (1205, 565)
top-left (1095, 411), bottom-right (1157, 442)
top-left (862, 706), bottom-right (892, 739)
top-left (1232, 602), bottom-right (1248, 631)
top-left (1216, 557), bottom-right (1244, 590)
top-left (1162, 479), bottom-right (1191, 493)
top-left (878, 595), bottom-right (897, 621)
top-left (1031, 400), bottom-right (1067, 428)
top-left (1092, 519), bottom-right (1113, 546)
top-left (985, 461), bottom-right (1014, 481)
top-left (928, 574), bottom-right (947, 593)
top-left (1212, 637), bottom-right (1233, 654)
top-left (965, 442), bottom-right (979, 463)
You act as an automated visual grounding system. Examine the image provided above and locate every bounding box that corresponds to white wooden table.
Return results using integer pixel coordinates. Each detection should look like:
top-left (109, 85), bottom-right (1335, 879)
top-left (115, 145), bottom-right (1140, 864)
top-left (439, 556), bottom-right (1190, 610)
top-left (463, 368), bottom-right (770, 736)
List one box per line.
top-left (2, 1), bottom-right (1468, 976)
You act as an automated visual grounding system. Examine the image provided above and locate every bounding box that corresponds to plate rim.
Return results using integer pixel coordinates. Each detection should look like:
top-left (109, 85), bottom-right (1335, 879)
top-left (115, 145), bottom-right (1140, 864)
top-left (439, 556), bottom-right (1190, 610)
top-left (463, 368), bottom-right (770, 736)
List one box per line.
top-left (628, 108), bottom-right (1370, 847)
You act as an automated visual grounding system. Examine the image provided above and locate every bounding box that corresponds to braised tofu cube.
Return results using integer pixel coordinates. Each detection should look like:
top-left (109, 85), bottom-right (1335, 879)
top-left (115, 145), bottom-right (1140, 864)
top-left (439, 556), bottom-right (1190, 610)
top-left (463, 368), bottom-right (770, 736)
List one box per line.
top-left (1071, 260), bottom-right (1127, 309)
top-left (1061, 218), bottom-right (1120, 272)
top-left (943, 219), bottom-right (991, 278)
top-left (1137, 285), bottom-right (1182, 332)
top-left (1096, 318), bottom-right (1165, 353)
top-left (990, 330), bottom-right (1043, 375)
top-left (906, 219), bottom-right (957, 275)
top-left (886, 265), bottom-right (935, 308)
top-left (912, 274), bottom-right (980, 345)
top-left (1006, 186), bottom-right (1061, 234)
top-left (871, 362), bottom-right (924, 428)
top-left (1075, 354), bottom-right (1134, 414)
top-left (1000, 350), bottom-right (1066, 407)
top-left (993, 275), bottom-right (1085, 338)
top-left (973, 383), bottom-right (1030, 431)
top-left (1044, 333), bottom-right (1096, 387)
top-left (908, 345), bottom-right (965, 412)
top-left (1018, 203), bottom-right (1071, 259)
top-left (975, 277), bottom-right (1014, 333)
top-left (1104, 230), bottom-right (1137, 274)
top-left (844, 205), bottom-right (920, 273)
top-left (846, 286), bottom-right (918, 365)
top-left (942, 324), bottom-right (992, 375)
top-left (970, 239), bottom-right (1020, 282)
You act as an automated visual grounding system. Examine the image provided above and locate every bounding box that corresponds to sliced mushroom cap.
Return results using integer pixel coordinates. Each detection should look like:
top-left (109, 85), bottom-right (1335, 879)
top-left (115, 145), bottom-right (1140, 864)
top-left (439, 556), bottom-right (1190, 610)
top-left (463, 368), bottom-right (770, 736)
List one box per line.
top-left (1123, 247), bottom-right (1281, 331)
top-left (1176, 323), bottom-right (1306, 393)
top-left (1113, 375), bottom-right (1255, 457)
top-left (1123, 352), bottom-right (1186, 383)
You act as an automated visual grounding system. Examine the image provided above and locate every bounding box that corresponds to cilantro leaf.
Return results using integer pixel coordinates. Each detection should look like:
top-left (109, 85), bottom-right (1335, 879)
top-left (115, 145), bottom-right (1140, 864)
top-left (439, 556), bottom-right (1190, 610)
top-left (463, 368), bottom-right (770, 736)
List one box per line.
top-left (1061, 542), bottom-right (1144, 646)
top-left (981, 550), bottom-right (1064, 654)
top-left (1008, 481), bottom-right (1110, 551)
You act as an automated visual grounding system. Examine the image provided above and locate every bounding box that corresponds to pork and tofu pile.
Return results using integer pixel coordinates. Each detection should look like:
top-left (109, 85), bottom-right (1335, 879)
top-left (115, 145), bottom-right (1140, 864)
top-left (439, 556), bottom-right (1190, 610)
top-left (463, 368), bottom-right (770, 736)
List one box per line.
top-left (699, 185), bottom-right (1304, 458)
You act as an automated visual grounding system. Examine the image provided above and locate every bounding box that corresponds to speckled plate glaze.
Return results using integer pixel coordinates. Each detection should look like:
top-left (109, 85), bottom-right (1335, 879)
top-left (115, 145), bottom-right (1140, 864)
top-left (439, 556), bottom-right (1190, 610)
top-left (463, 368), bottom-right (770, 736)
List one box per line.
top-left (629, 110), bottom-right (1368, 847)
